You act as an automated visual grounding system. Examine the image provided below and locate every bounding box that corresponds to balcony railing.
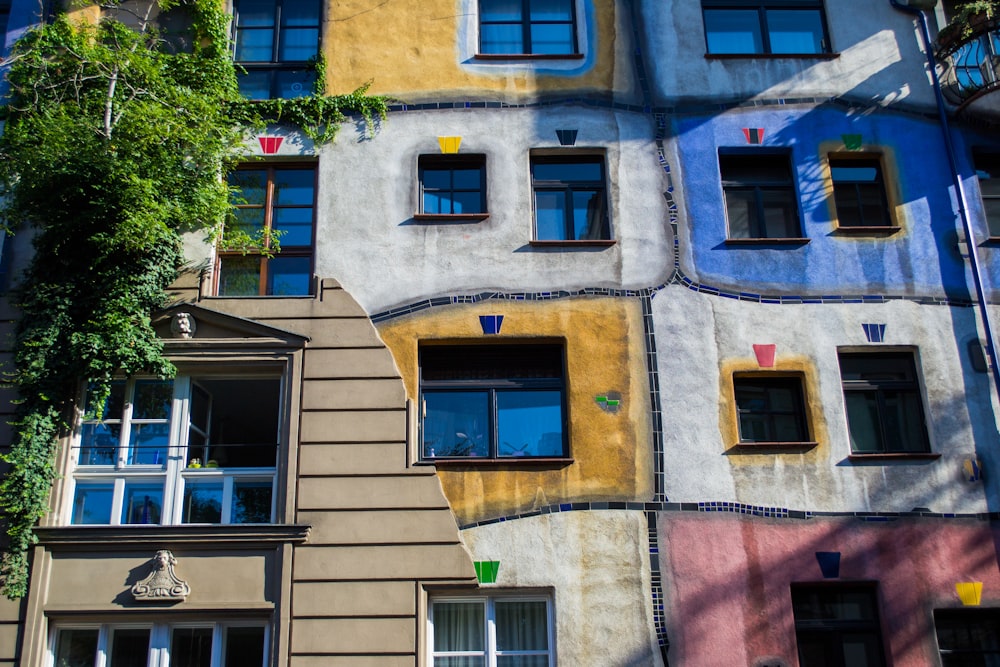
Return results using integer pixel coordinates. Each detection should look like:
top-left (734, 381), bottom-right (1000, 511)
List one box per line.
top-left (935, 12), bottom-right (1000, 109)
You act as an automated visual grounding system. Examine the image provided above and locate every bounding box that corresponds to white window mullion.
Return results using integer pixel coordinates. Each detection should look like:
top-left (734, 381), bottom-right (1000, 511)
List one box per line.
top-left (149, 623), bottom-right (170, 667)
top-left (95, 625), bottom-right (111, 667)
top-left (487, 598), bottom-right (498, 667)
top-left (221, 476), bottom-right (235, 524)
top-left (110, 477), bottom-right (126, 526)
top-left (118, 380), bottom-right (135, 468)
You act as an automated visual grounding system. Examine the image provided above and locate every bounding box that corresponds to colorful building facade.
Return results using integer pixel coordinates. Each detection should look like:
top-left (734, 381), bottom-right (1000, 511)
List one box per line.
top-left (2, 0), bottom-right (1000, 665)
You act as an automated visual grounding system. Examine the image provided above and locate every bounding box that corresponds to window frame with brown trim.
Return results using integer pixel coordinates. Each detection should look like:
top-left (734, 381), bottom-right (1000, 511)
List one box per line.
top-left (217, 164), bottom-right (316, 297)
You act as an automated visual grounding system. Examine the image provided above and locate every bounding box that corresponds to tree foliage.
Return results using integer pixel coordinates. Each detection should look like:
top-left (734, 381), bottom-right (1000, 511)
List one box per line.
top-left (0, 0), bottom-right (389, 598)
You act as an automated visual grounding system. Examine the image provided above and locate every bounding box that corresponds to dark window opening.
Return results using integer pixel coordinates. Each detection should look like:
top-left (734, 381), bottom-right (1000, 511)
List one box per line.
top-left (830, 157), bottom-right (892, 228)
top-left (735, 376), bottom-right (808, 442)
top-left (233, 0), bottom-right (320, 99)
top-left (720, 152), bottom-right (801, 239)
top-left (792, 584), bottom-right (887, 667)
top-left (479, 0), bottom-right (579, 55)
top-left (702, 1), bottom-right (830, 55)
top-left (531, 154), bottom-right (610, 241)
top-left (419, 155), bottom-right (487, 215)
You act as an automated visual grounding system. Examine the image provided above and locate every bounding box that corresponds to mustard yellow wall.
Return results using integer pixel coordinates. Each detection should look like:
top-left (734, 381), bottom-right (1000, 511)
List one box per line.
top-left (323, 0), bottom-right (623, 101)
top-left (377, 298), bottom-right (654, 525)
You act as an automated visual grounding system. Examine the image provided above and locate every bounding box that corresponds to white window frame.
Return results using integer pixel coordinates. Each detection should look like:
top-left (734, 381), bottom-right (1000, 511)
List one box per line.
top-left (428, 594), bottom-right (555, 667)
top-left (64, 374), bottom-right (282, 526)
top-left (47, 621), bottom-right (269, 667)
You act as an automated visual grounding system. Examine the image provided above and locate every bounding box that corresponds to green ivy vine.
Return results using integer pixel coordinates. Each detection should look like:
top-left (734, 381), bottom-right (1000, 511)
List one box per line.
top-left (0, 0), bottom-right (390, 599)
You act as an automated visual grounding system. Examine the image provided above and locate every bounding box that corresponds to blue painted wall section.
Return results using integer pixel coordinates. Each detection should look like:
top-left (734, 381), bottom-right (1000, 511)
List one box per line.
top-left (675, 106), bottom-right (1000, 299)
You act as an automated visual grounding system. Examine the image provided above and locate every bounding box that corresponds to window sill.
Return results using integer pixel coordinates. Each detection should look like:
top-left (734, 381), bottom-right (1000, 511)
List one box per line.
top-left (475, 53), bottom-right (585, 61)
top-left (34, 524), bottom-right (311, 548)
top-left (418, 457), bottom-right (574, 469)
top-left (529, 239), bottom-right (617, 248)
top-left (847, 452), bottom-right (941, 463)
top-left (724, 237), bottom-right (810, 246)
top-left (834, 225), bottom-right (901, 236)
top-left (728, 441), bottom-right (818, 453)
top-left (706, 52), bottom-right (839, 60)
top-left (412, 213), bottom-right (489, 223)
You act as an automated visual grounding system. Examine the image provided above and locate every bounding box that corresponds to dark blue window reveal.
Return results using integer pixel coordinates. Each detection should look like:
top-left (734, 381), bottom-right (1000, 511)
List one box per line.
top-left (531, 154), bottom-right (610, 241)
top-left (702, 1), bottom-right (829, 55)
top-left (839, 352), bottom-right (930, 455)
top-left (479, 0), bottom-right (579, 55)
top-left (419, 155), bottom-right (487, 215)
top-left (233, 0), bottom-right (320, 99)
top-left (420, 345), bottom-right (567, 460)
top-left (220, 166), bottom-right (316, 297)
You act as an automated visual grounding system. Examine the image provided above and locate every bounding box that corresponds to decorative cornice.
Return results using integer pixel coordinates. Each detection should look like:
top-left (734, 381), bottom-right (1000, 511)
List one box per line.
top-left (34, 524), bottom-right (311, 549)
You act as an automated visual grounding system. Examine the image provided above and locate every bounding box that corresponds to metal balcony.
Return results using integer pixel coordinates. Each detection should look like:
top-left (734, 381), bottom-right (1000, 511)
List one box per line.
top-left (935, 14), bottom-right (1000, 110)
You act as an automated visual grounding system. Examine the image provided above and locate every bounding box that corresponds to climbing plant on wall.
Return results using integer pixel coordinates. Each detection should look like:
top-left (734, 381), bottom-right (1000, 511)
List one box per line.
top-left (0, 0), bottom-right (388, 598)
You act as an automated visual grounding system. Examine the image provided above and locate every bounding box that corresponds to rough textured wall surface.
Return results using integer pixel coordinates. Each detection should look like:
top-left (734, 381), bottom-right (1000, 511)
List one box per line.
top-left (659, 513), bottom-right (1000, 667)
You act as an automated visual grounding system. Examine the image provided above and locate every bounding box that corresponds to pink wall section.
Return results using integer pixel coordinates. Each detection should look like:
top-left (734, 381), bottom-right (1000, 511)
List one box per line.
top-left (658, 513), bottom-right (1000, 666)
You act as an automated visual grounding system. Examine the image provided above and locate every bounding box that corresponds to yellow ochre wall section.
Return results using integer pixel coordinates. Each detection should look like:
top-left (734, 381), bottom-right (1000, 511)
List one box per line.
top-left (377, 298), bottom-right (654, 525)
top-left (323, 0), bottom-right (622, 100)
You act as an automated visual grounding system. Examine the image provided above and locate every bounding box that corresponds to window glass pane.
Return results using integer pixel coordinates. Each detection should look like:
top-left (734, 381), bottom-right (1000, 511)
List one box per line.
top-left (767, 9), bottom-right (825, 54)
top-left (235, 27), bottom-right (274, 61)
top-left (281, 1), bottom-right (320, 27)
top-left (497, 658), bottom-right (549, 667)
top-left (237, 70), bottom-right (272, 100)
top-left (230, 208), bottom-right (267, 238)
top-left (881, 390), bottom-right (927, 452)
top-left (274, 69), bottom-right (315, 99)
top-left (481, 0), bottom-right (522, 22)
top-left (530, 0), bottom-right (573, 21)
top-left (272, 208), bottom-right (314, 246)
top-left (54, 628), bottom-right (99, 667)
top-left (495, 600), bottom-right (548, 650)
top-left (720, 154), bottom-right (792, 185)
top-left (760, 189), bottom-right (799, 237)
top-left (435, 659), bottom-right (486, 667)
top-left (423, 192), bottom-right (445, 215)
top-left (182, 481), bottom-right (224, 523)
top-left (86, 380), bottom-right (126, 419)
top-left (841, 633), bottom-right (885, 666)
top-left (452, 168), bottom-right (482, 190)
top-left (434, 602), bottom-right (486, 651)
top-left (171, 627), bottom-right (213, 667)
top-left (224, 627), bottom-right (266, 667)
top-left (218, 256), bottom-right (262, 296)
top-left (422, 169), bottom-right (452, 190)
top-left (232, 481), bottom-right (273, 523)
top-left (132, 380), bottom-right (173, 420)
top-left (571, 190), bottom-right (607, 240)
top-left (273, 169), bottom-right (315, 205)
top-left (724, 189), bottom-right (755, 238)
top-left (857, 185), bottom-right (890, 226)
top-left (71, 483), bottom-right (114, 524)
top-left (423, 391), bottom-right (490, 457)
top-left (127, 423), bottom-right (170, 465)
top-left (983, 197), bottom-right (1000, 236)
top-left (266, 255), bottom-right (312, 295)
top-left (497, 390), bottom-right (563, 456)
top-left (122, 483), bottom-right (164, 524)
top-left (831, 166), bottom-right (878, 182)
top-left (235, 0), bottom-right (276, 27)
top-left (535, 191), bottom-right (567, 240)
top-left (229, 170), bottom-right (268, 205)
top-left (704, 9), bottom-right (762, 54)
top-left (451, 191), bottom-right (484, 215)
top-left (833, 185), bottom-right (864, 227)
top-left (532, 161), bottom-right (602, 182)
top-left (481, 24), bottom-right (523, 53)
top-left (196, 378), bottom-right (280, 466)
top-left (844, 392), bottom-right (883, 453)
top-left (79, 423), bottom-right (121, 465)
top-left (530, 23), bottom-right (575, 54)
top-left (109, 628), bottom-right (151, 667)
top-left (277, 27), bottom-right (319, 61)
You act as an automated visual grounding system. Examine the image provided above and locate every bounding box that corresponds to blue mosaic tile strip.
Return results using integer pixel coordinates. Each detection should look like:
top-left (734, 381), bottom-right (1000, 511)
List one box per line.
top-left (456, 502), bottom-right (1000, 530)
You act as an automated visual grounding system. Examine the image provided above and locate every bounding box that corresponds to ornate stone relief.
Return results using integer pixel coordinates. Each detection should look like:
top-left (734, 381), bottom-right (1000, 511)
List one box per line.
top-left (131, 549), bottom-right (190, 601)
top-left (170, 312), bottom-right (197, 339)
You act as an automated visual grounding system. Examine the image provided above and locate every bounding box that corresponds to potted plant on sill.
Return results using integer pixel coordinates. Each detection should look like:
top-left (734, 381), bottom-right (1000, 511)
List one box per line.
top-left (937, 0), bottom-right (1000, 53)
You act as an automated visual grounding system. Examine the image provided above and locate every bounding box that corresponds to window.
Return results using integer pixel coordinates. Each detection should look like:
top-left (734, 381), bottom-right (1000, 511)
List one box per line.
top-left (702, 0), bottom-right (830, 55)
top-left (418, 155), bottom-right (487, 218)
top-left (232, 0), bottom-right (320, 99)
top-left (830, 157), bottom-right (893, 229)
top-left (974, 153), bottom-right (1000, 237)
top-left (479, 0), bottom-right (579, 56)
top-left (69, 376), bottom-right (281, 525)
top-left (935, 609), bottom-right (1000, 665)
top-left (52, 622), bottom-right (267, 667)
top-left (792, 585), bottom-right (886, 667)
top-left (219, 165), bottom-right (315, 297)
top-left (734, 376), bottom-right (809, 443)
top-left (720, 152), bottom-right (802, 240)
top-left (531, 154), bottom-right (610, 242)
top-left (429, 595), bottom-right (553, 666)
top-left (420, 344), bottom-right (566, 460)
top-left (838, 352), bottom-right (931, 455)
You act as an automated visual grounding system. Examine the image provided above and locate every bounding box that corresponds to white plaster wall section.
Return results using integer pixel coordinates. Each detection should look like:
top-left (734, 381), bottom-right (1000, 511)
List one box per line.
top-left (455, 0), bottom-right (596, 75)
top-left (653, 284), bottom-right (994, 514)
top-left (636, 0), bottom-right (938, 112)
top-left (461, 511), bottom-right (662, 667)
top-left (314, 108), bottom-right (672, 314)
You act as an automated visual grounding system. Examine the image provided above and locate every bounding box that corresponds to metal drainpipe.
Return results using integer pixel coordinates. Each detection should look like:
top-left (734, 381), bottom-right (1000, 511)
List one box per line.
top-left (890, 0), bottom-right (1000, 401)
